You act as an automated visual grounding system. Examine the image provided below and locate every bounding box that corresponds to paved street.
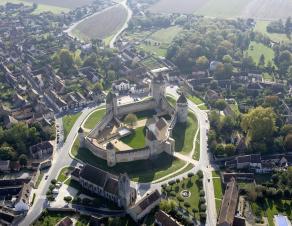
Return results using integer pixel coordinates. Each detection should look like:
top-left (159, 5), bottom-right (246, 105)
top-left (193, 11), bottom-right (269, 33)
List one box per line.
top-left (19, 106), bottom-right (100, 226)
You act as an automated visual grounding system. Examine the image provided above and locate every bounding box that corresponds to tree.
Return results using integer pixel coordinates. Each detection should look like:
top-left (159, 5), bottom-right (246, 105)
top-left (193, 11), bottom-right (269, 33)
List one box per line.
top-left (0, 146), bottom-right (16, 160)
top-left (284, 134), bottom-right (292, 151)
top-left (54, 49), bottom-right (75, 74)
top-left (64, 196), bottom-right (72, 204)
top-left (214, 99), bottom-right (227, 111)
top-left (223, 55), bottom-right (232, 63)
top-left (159, 199), bottom-right (177, 213)
top-left (241, 107), bottom-right (276, 143)
top-left (19, 154), bottom-right (28, 166)
top-left (124, 113), bottom-right (138, 127)
top-left (258, 54), bottom-right (265, 66)
top-left (225, 144), bottom-right (235, 156)
top-left (195, 56), bottom-right (209, 70)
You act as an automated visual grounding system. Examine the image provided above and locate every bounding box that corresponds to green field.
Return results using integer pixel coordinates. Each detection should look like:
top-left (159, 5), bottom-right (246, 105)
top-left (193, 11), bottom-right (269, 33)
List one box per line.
top-left (141, 57), bottom-right (163, 70)
top-left (255, 20), bottom-right (291, 43)
top-left (62, 112), bottom-right (81, 140)
top-left (120, 126), bottom-right (146, 149)
top-left (0, 0), bottom-right (69, 14)
top-left (245, 41), bottom-right (275, 66)
top-left (213, 178), bottom-right (223, 199)
top-left (188, 95), bottom-right (204, 105)
top-left (193, 131), bottom-right (200, 160)
top-left (138, 26), bottom-right (182, 57)
top-left (164, 175), bottom-right (201, 219)
top-left (83, 108), bottom-right (106, 130)
top-left (71, 139), bottom-right (186, 183)
top-left (172, 112), bottom-right (198, 156)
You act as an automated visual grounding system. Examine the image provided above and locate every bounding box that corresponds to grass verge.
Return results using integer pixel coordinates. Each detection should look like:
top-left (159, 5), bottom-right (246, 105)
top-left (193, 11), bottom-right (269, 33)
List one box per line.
top-left (62, 112), bottom-right (81, 140)
top-left (83, 108), bottom-right (106, 130)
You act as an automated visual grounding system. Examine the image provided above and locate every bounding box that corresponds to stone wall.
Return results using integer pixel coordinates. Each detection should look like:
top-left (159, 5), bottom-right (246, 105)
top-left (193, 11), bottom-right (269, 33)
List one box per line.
top-left (84, 138), bottom-right (107, 159)
top-left (116, 148), bottom-right (151, 162)
top-left (89, 112), bottom-right (113, 138)
top-left (117, 99), bottom-right (156, 116)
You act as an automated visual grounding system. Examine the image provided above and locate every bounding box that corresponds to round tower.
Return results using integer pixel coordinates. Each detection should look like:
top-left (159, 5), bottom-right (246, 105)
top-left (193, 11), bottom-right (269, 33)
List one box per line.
top-left (176, 92), bottom-right (188, 123)
top-left (78, 127), bottom-right (85, 148)
top-left (106, 142), bottom-right (116, 167)
top-left (118, 173), bottom-right (131, 208)
top-left (106, 91), bottom-right (117, 115)
top-left (151, 73), bottom-right (165, 104)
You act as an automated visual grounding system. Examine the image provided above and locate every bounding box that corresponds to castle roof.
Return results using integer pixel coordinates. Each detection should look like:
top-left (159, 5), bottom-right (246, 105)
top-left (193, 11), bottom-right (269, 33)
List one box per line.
top-left (146, 129), bottom-right (156, 141)
top-left (80, 164), bottom-right (109, 187)
top-left (177, 92), bottom-right (188, 104)
top-left (156, 118), bottom-right (168, 131)
top-left (106, 91), bottom-right (116, 104)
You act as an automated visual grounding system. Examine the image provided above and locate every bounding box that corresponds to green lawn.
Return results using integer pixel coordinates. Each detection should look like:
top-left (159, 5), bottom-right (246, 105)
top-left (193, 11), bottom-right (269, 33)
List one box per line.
top-left (71, 139), bottom-right (186, 183)
top-left (245, 41), bottom-right (275, 66)
top-left (198, 104), bottom-right (208, 110)
top-left (83, 109), bottom-right (106, 130)
top-left (262, 72), bottom-right (274, 82)
top-left (255, 20), bottom-right (291, 43)
top-left (120, 126), bottom-right (146, 149)
top-left (215, 199), bottom-right (222, 215)
top-left (62, 112), bottom-right (81, 140)
top-left (213, 178), bottom-right (223, 199)
top-left (35, 172), bottom-right (44, 188)
top-left (141, 57), bottom-right (163, 70)
top-left (188, 95), bottom-right (204, 105)
top-left (193, 131), bottom-right (200, 160)
top-left (33, 212), bottom-right (89, 226)
top-left (155, 163), bottom-right (193, 182)
top-left (165, 175), bottom-right (201, 219)
top-left (251, 198), bottom-right (292, 226)
top-left (57, 167), bottom-right (74, 182)
top-left (172, 112), bottom-right (198, 155)
top-left (212, 171), bottom-right (220, 178)
top-left (166, 95), bottom-right (176, 107)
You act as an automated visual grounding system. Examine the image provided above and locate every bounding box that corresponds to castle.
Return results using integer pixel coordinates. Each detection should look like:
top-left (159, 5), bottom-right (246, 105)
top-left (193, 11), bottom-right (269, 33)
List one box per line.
top-left (79, 74), bottom-right (188, 167)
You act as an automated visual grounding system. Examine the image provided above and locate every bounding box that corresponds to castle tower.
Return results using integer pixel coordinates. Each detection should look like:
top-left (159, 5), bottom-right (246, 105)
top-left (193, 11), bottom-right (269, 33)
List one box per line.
top-left (145, 128), bottom-right (158, 156)
top-left (78, 127), bottom-right (85, 148)
top-left (106, 91), bottom-right (118, 116)
top-left (151, 73), bottom-right (165, 104)
top-left (118, 173), bottom-right (131, 208)
top-left (106, 142), bottom-right (116, 167)
top-left (176, 92), bottom-right (188, 123)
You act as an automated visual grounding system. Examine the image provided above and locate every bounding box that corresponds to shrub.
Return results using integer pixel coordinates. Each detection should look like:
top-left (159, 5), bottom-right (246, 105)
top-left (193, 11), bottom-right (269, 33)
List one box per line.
top-left (64, 196), bottom-right (72, 203)
top-left (200, 190), bottom-right (205, 196)
top-left (168, 180), bottom-right (175, 186)
top-left (200, 212), bottom-right (207, 221)
top-left (192, 208), bottom-right (198, 213)
top-left (165, 187), bottom-right (172, 192)
top-left (200, 197), bottom-right (206, 204)
top-left (176, 178), bottom-right (180, 183)
top-left (49, 184), bottom-right (55, 191)
top-left (177, 196), bottom-right (184, 202)
top-left (161, 184), bottom-right (167, 189)
top-left (197, 170), bottom-right (203, 178)
top-left (170, 191), bottom-right (176, 197)
top-left (184, 202), bottom-right (191, 208)
top-left (187, 172), bottom-right (194, 178)
top-left (200, 204), bottom-right (207, 211)
top-left (51, 179), bottom-right (57, 184)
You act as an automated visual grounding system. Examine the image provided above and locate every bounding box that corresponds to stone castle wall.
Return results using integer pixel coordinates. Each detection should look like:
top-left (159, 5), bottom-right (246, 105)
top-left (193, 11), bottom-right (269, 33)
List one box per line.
top-left (116, 148), bottom-right (151, 162)
top-left (89, 111), bottom-right (113, 138)
top-left (84, 137), bottom-right (107, 159)
top-left (117, 98), bottom-right (156, 116)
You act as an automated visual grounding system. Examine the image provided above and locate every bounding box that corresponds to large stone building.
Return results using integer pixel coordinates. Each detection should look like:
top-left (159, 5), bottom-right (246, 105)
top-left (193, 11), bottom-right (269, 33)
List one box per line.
top-left (79, 74), bottom-right (188, 167)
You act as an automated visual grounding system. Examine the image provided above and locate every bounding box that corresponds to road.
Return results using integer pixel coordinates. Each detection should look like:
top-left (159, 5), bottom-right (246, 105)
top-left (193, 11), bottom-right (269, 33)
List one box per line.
top-left (19, 106), bottom-right (99, 226)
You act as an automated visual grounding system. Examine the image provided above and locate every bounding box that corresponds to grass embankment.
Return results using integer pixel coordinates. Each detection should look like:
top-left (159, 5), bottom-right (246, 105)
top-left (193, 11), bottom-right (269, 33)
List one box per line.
top-left (62, 112), bottom-right (81, 140)
top-left (83, 108), bottom-right (106, 130)
top-left (35, 172), bottom-right (44, 188)
top-left (172, 112), bottom-right (198, 156)
top-left (212, 171), bottom-right (223, 215)
top-left (71, 139), bottom-right (186, 183)
top-left (57, 167), bottom-right (74, 182)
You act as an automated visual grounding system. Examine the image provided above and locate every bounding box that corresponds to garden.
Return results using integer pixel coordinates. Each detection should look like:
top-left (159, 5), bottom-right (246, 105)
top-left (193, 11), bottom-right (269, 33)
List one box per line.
top-left (160, 171), bottom-right (207, 224)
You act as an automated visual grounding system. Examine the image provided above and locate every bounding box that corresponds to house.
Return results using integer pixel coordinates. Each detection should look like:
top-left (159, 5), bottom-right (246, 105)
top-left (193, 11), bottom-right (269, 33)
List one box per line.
top-left (205, 89), bottom-right (221, 102)
top-left (14, 183), bottom-right (31, 212)
top-left (274, 215), bottom-right (291, 226)
top-left (3, 115), bottom-right (18, 129)
top-left (155, 210), bottom-right (182, 226)
top-left (217, 178), bottom-right (239, 226)
top-left (225, 154), bottom-right (261, 170)
top-left (77, 165), bottom-right (136, 208)
top-left (128, 190), bottom-right (161, 222)
top-left (30, 141), bottom-right (54, 159)
top-left (55, 216), bottom-right (73, 226)
top-left (0, 160), bottom-right (10, 172)
top-left (112, 79), bottom-right (130, 92)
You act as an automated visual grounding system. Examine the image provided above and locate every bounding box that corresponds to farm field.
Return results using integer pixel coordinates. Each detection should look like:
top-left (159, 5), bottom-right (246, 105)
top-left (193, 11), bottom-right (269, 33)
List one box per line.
top-left (148, 0), bottom-right (292, 20)
top-left (0, 0), bottom-right (68, 14)
top-left (138, 26), bottom-right (182, 57)
top-left (24, 0), bottom-right (95, 9)
top-left (254, 20), bottom-right (291, 43)
top-left (72, 4), bottom-right (128, 42)
top-left (245, 41), bottom-right (275, 66)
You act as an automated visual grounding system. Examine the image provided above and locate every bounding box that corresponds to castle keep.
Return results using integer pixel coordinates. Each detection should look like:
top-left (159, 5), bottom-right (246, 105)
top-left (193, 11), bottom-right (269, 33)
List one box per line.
top-left (79, 75), bottom-right (188, 167)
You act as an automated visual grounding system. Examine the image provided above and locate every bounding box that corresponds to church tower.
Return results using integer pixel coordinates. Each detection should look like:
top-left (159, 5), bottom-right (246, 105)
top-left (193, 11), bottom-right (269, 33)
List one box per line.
top-left (106, 91), bottom-right (117, 116)
top-left (118, 173), bottom-right (131, 208)
top-left (176, 92), bottom-right (188, 123)
top-left (151, 73), bottom-right (165, 104)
